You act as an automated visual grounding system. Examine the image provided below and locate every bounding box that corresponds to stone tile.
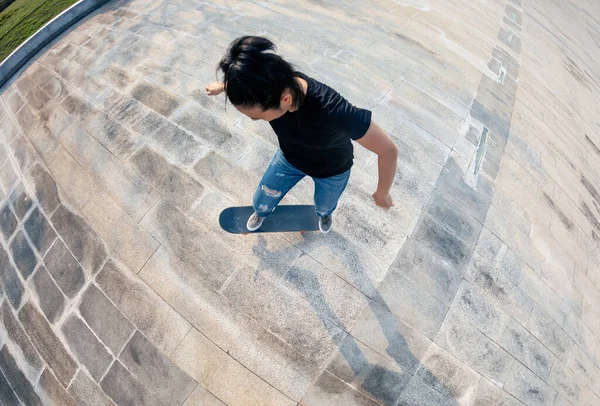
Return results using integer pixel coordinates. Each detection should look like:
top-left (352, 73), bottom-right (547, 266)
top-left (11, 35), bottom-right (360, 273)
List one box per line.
top-left (86, 112), bottom-right (143, 160)
top-left (351, 302), bottom-right (433, 374)
top-left (192, 150), bottom-right (258, 205)
top-left (412, 214), bottom-right (471, 271)
top-left (0, 201), bottom-right (18, 241)
top-left (70, 72), bottom-right (109, 102)
top-left (50, 204), bottom-right (108, 275)
top-left (37, 101), bottom-right (72, 136)
top-left (43, 238), bottom-right (86, 299)
top-left (42, 75), bottom-right (71, 101)
top-left (132, 110), bottom-right (207, 166)
top-left (101, 361), bottom-right (164, 406)
top-left (131, 80), bottom-right (184, 116)
top-left (223, 264), bottom-right (346, 366)
top-left (120, 331), bottom-right (196, 405)
top-left (172, 328), bottom-right (296, 406)
top-left (30, 266), bottom-right (66, 324)
top-left (334, 191), bottom-right (410, 265)
top-left (135, 59), bottom-right (189, 91)
top-left (183, 385), bottom-right (225, 406)
top-left (24, 207), bottom-right (56, 256)
top-left (28, 64), bottom-right (54, 88)
top-left (0, 113), bottom-right (20, 144)
top-left (18, 302), bottom-right (77, 386)
top-left (395, 377), bottom-right (456, 406)
top-left (548, 359), bottom-right (586, 405)
top-left (435, 307), bottom-right (513, 386)
top-left (423, 190), bottom-right (483, 247)
top-left (140, 199), bottom-right (239, 290)
top-left (5, 90), bottom-right (24, 115)
top-left (61, 312), bottom-right (113, 381)
top-left (526, 305), bottom-right (572, 364)
top-left (58, 124), bottom-right (161, 221)
top-left (78, 283), bottom-right (134, 355)
top-left (282, 254), bottom-right (369, 331)
top-left (375, 266), bottom-right (447, 339)
top-left (452, 280), bottom-right (510, 341)
top-left (0, 367), bottom-right (20, 406)
top-left (24, 85), bottom-right (52, 112)
top-left (566, 342), bottom-right (600, 390)
top-left (563, 312), bottom-right (597, 357)
top-left (139, 246), bottom-right (249, 351)
top-left (8, 183), bottom-right (33, 219)
top-left (470, 378), bottom-right (523, 406)
top-left (518, 263), bottom-right (570, 328)
top-left (9, 134), bottom-right (39, 174)
top-left (81, 193), bottom-right (159, 272)
top-left (392, 238), bottom-right (462, 305)
top-left (95, 259), bottom-right (191, 355)
top-left (173, 103), bottom-right (249, 159)
top-left (465, 252), bottom-right (533, 326)
top-left (434, 164), bottom-right (490, 223)
top-left (0, 300), bottom-right (43, 375)
top-left (504, 361), bottom-right (557, 406)
top-left (104, 91), bottom-right (149, 127)
top-left (301, 371), bottom-right (381, 406)
top-left (68, 369), bottom-right (117, 406)
top-left (0, 160), bottom-right (19, 195)
top-left (284, 229), bottom-right (388, 298)
top-left (0, 345), bottom-right (43, 406)
top-left (96, 63), bottom-right (137, 90)
top-left (415, 343), bottom-right (481, 403)
top-left (496, 317), bottom-right (554, 380)
top-left (128, 144), bottom-right (204, 211)
top-left (0, 247), bottom-right (23, 308)
top-left (60, 91), bottom-right (100, 124)
top-left (391, 119), bottom-right (451, 166)
top-left (229, 320), bottom-right (321, 401)
top-left (363, 154), bottom-right (435, 208)
top-left (38, 368), bottom-right (77, 406)
top-left (15, 105), bottom-right (40, 135)
top-left (10, 230), bottom-right (38, 279)
top-left (326, 334), bottom-right (412, 405)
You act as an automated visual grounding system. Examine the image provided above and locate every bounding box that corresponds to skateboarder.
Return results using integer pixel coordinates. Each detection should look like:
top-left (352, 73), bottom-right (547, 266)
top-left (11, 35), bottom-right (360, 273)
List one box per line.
top-left (206, 36), bottom-right (398, 233)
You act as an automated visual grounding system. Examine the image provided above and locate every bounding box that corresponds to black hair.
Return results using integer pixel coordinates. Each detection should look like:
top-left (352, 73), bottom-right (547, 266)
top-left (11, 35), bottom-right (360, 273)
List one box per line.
top-left (217, 36), bottom-right (304, 111)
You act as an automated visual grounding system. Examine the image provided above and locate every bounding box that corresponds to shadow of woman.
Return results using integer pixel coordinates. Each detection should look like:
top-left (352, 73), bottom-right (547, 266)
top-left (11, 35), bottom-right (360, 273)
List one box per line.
top-left (251, 232), bottom-right (458, 405)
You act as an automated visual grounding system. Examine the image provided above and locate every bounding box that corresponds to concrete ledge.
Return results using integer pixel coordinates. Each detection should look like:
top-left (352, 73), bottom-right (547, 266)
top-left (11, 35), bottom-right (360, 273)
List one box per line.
top-left (0, 0), bottom-right (112, 88)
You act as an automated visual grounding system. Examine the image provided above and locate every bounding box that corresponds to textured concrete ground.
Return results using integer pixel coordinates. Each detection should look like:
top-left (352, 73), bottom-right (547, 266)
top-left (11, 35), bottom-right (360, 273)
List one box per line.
top-left (1, 0), bottom-right (600, 404)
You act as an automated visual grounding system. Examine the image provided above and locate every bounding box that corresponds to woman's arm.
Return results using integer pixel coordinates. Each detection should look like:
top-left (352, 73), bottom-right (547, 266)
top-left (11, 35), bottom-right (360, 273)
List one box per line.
top-left (356, 121), bottom-right (398, 208)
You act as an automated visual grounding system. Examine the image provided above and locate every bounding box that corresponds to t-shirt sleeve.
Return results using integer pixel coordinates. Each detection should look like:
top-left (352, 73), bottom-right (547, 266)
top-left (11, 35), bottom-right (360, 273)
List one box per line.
top-left (325, 93), bottom-right (372, 141)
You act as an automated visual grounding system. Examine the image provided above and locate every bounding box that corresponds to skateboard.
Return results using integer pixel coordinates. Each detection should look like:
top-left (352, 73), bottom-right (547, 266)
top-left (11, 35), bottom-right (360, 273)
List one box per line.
top-left (219, 205), bottom-right (319, 234)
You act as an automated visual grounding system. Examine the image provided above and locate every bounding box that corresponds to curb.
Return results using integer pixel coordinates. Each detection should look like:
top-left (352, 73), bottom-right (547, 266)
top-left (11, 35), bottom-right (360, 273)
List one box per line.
top-left (0, 0), bottom-right (112, 88)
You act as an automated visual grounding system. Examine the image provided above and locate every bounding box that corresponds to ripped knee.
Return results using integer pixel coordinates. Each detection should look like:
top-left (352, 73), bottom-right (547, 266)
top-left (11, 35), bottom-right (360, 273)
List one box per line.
top-left (261, 185), bottom-right (282, 198)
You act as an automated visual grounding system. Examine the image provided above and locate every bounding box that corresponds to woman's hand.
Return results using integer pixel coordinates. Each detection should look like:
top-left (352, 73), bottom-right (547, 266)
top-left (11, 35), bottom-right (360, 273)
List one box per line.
top-left (373, 191), bottom-right (395, 209)
top-left (206, 82), bottom-right (225, 96)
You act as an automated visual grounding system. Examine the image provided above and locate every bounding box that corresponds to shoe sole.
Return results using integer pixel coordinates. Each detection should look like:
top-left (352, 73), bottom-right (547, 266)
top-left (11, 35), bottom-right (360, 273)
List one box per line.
top-left (319, 225), bottom-right (331, 234)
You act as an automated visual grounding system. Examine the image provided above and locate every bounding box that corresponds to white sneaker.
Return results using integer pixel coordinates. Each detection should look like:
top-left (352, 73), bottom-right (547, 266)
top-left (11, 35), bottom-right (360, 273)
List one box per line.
top-left (246, 212), bottom-right (265, 231)
top-left (319, 215), bottom-right (332, 234)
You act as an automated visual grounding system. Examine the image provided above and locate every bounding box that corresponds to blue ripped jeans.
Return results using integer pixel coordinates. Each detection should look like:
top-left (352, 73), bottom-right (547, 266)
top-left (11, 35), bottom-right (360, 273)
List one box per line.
top-left (253, 149), bottom-right (350, 217)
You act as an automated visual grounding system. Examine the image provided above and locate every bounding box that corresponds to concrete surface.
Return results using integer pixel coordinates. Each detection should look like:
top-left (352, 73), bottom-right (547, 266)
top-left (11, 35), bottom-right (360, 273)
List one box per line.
top-left (1, 0), bottom-right (600, 404)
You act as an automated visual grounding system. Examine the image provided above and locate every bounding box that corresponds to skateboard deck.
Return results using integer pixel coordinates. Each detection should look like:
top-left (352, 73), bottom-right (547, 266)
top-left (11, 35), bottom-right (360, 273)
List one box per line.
top-left (219, 205), bottom-right (319, 234)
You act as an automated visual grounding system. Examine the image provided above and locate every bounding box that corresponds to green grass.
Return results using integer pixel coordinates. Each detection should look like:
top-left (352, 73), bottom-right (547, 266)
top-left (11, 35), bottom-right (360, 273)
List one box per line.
top-left (0, 0), bottom-right (79, 62)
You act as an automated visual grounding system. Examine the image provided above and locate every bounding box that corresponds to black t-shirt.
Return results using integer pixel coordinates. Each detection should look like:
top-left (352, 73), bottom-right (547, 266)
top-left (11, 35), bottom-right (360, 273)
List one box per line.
top-left (269, 72), bottom-right (372, 178)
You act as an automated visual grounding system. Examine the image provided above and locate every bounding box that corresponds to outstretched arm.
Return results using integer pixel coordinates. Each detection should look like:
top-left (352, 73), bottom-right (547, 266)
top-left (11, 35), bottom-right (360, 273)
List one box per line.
top-left (356, 122), bottom-right (398, 209)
